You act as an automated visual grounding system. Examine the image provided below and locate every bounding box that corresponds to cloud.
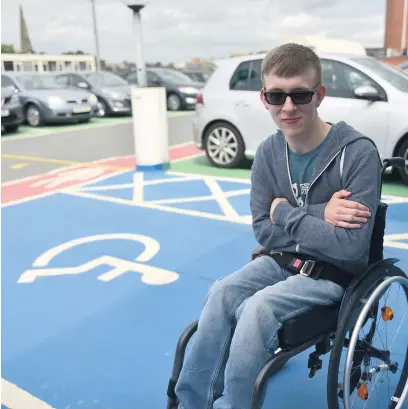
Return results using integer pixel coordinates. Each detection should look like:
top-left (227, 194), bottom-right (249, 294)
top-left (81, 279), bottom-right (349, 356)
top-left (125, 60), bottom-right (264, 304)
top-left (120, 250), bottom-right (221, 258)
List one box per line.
top-left (1, 0), bottom-right (387, 64)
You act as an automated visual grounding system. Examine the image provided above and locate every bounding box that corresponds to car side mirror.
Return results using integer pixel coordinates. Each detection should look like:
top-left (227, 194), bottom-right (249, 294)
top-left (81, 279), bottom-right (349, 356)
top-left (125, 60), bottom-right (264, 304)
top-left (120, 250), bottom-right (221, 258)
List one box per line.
top-left (354, 85), bottom-right (381, 101)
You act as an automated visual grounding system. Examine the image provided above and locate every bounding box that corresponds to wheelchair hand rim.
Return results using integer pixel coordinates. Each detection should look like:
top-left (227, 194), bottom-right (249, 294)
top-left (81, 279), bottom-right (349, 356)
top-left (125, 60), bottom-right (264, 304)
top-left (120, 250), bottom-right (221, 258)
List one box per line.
top-left (343, 275), bottom-right (408, 409)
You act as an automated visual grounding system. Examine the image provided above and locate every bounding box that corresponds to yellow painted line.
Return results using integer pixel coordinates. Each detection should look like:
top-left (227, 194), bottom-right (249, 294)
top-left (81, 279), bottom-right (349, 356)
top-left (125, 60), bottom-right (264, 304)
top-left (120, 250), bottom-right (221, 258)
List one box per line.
top-left (1, 153), bottom-right (131, 170)
top-left (10, 163), bottom-right (28, 169)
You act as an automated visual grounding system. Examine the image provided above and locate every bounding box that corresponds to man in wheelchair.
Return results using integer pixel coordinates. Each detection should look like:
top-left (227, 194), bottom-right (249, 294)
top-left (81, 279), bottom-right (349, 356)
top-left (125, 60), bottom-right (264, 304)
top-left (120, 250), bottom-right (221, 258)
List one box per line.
top-left (169, 44), bottom-right (408, 409)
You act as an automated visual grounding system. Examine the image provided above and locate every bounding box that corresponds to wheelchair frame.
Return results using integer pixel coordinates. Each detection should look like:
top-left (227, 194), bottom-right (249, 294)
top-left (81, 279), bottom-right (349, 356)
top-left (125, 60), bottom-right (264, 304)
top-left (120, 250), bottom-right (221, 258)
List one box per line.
top-left (165, 158), bottom-right (408, 409)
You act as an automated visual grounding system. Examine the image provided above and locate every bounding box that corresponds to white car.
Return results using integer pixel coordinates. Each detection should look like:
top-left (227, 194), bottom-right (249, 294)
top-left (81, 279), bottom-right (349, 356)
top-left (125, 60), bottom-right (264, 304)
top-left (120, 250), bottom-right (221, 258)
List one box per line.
top-left (192, 52), bottom-right (408, 185)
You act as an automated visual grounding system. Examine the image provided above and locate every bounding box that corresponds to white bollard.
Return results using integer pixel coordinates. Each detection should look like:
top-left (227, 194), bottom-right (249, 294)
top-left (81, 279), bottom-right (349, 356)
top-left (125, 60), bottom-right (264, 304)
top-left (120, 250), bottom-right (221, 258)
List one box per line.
top-left (131, 85), bottom-right (169, 171)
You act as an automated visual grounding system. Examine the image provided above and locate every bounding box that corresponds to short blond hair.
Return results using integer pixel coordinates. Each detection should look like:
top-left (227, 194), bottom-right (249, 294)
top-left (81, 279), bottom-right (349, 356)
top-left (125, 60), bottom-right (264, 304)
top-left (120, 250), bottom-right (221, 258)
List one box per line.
top-left (261, 43), bottom-right (322, 87)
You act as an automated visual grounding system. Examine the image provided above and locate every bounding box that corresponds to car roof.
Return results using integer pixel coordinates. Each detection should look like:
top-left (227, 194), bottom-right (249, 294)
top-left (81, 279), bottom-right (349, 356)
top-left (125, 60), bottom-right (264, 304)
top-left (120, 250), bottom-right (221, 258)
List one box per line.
top-left (214, 51), bottom-right (370, 66)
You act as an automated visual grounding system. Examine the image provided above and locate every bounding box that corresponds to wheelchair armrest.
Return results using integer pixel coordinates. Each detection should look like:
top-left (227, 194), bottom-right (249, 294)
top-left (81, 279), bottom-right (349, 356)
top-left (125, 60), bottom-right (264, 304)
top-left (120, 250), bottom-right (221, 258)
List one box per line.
top-left (251, 245), bottom-right (266, 261)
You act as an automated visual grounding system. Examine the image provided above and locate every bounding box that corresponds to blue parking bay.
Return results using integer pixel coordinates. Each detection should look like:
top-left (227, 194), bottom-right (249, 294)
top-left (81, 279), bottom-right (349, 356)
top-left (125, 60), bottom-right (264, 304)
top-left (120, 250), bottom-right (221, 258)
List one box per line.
top-left (2, 170), bottom-right (408, 409)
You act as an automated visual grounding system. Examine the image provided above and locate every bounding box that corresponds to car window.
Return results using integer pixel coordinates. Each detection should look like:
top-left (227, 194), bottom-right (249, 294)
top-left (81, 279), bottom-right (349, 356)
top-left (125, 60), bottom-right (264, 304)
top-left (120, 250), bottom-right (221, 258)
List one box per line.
top-left (230, 61), bottom-right (251, 90)
top-left (147, 71), bottom-right (160, 84)
top-left (247, 59), bottom-right (262, 91)
top-left (71, 75), bottom-right (87, 87)
top-left (56, 75), bottom-right (70, 86)
top-left (321, 59), bottom-right (383, 99)
top-left (351, 57), bottom-right (408, 93)
top-left (1, 75), bottom-right (15, 88)
top-left (126, 72), bottom-right (138, 84)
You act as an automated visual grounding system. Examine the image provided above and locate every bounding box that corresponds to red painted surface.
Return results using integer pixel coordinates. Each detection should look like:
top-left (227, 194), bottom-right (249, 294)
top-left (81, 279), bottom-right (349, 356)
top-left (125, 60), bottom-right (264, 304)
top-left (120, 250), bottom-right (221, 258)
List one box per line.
top-left (2, 143), bottom-right (202, 206)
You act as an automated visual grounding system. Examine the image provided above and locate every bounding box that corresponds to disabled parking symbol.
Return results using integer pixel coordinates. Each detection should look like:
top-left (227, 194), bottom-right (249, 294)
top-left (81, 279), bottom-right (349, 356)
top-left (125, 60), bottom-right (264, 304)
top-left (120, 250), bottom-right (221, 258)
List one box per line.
top-left (17, 233), bottom-right (179, 285)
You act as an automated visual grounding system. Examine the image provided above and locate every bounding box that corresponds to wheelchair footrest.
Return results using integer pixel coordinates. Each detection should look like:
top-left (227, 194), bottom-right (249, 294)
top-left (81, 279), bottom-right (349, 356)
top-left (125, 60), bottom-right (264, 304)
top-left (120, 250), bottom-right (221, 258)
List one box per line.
top-left (308, 351), bottom-right (323, 378)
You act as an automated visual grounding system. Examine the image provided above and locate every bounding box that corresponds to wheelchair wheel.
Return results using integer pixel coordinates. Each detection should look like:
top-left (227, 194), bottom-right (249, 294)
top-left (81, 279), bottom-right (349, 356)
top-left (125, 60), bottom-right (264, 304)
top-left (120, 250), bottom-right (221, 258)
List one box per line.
top-left (327, 265), bottom-right (408, 409)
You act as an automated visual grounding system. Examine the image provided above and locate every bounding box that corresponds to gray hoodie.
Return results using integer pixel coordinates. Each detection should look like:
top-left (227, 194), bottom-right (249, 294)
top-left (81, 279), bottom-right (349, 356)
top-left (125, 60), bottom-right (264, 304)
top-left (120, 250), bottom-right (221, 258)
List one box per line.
top-left (250, 121), bottom-right (383, 275)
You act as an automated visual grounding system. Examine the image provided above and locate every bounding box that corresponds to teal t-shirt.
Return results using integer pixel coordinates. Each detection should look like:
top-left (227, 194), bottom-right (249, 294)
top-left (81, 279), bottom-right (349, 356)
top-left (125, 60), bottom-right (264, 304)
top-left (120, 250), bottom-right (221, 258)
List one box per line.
top-left (288, 126), bottom-right (335, 207)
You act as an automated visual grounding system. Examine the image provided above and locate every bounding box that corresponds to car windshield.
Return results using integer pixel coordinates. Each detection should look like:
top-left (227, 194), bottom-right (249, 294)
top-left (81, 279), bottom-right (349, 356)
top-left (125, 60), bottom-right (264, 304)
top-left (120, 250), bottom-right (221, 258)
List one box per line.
top-left (84, 72), bottom-right (128, 87)
top-left (351, 57), bottom-right (408, 93)
top-left (155, 69), bottom-right (193, 84)
top-left (15, 74), bottom-right (64, 90)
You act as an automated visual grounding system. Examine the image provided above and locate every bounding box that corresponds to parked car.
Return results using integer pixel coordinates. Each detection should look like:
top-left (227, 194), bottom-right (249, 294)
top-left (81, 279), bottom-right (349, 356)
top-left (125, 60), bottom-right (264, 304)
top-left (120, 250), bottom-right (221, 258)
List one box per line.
top-left (182, 70), bottom-right (212, 83)
top-left (1, 72), bottom-right (98, 127)
top-left (121, 67), bottom-right (203, 111)
top-left (399, 60), bottom-right (408, 74)
top-left (55, 71), bottom-right (132, 117)
top-left (1, 85), bottom-right (24, 133)
top-left (193, 53), bottom-right (408, 184)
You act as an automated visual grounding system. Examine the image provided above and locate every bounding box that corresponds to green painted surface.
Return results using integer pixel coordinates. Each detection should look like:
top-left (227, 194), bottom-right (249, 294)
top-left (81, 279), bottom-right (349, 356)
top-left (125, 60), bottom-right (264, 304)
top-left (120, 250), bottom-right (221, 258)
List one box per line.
top-left (1, 111), bottom-right (193, 141)
top-left (171, 155), bottom-right (408, 198)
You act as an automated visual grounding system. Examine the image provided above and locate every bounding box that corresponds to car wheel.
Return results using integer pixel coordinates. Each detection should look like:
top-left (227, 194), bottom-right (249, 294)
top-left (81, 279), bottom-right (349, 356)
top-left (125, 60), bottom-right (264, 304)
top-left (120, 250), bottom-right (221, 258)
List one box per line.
top-left (397, 137), bottom-right (408, 185)
top-left (4, 124), bottom-right (19, 133)
top-left (25, 104), bottom-right (42, 127)
top-left (96, 100), bottom-right (108, 117)
top-left (167, 93), bottom-right (181, 111)
top-left (203, 121), bottom-right (245, 168)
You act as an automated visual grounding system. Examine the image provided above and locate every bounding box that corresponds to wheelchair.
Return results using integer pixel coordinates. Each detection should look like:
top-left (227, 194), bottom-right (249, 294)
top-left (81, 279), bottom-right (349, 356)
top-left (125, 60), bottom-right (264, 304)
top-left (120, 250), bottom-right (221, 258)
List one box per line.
top-left (166, 157), bottom-right (408, 409)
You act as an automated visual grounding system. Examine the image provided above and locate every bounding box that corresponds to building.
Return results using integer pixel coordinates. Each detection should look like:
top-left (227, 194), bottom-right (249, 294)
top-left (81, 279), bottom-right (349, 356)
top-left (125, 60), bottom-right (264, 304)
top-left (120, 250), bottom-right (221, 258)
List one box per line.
top-left (384, 0), bottom-right (408, 56)
top-left (1, 53), bottom-right (96, 73)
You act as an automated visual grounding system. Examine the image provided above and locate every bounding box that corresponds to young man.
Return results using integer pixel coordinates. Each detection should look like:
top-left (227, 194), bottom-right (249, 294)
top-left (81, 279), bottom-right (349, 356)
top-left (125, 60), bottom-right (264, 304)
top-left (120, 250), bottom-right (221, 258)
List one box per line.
top-left (174, 43), bottom-right (382, 409)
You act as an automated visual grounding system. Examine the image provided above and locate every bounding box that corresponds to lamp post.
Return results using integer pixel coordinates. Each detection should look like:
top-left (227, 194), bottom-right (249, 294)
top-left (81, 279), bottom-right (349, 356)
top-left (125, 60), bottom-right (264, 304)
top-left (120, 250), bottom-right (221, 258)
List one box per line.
top-left (121, 1), bottom-right (148, 87)
top-left (90, 0), bottom-right (101, 71)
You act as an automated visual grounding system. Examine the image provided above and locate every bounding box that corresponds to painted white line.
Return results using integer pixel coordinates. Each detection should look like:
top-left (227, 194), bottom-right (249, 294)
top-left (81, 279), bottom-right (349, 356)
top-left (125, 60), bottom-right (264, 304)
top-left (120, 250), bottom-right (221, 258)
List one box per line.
top-left (1, 378), bottom-right (56, 409)
top-left (133, 172), bottom-right (144, 204)
top-left (167, 170), bottom-right (252, 184)
top-left (63, 189), bottom-right (251, 225)
top-left (1, 192), bottom-right (57, 209)
top-left (204, 177), bottom-right (240, 219)
top-left (384, 233), bottom-right (408, 250)
top-left (77, 175), bottom-right (202, 192)
top-left (150, 188), bottom-right (250, 205)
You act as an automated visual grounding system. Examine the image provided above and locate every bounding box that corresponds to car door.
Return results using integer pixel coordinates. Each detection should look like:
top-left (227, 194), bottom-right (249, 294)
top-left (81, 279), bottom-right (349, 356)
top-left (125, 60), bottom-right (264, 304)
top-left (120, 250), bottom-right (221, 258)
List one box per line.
top-left (320, 59), bottom-right (389, 157)
top-left (228, 59), bottom-right (276, 155)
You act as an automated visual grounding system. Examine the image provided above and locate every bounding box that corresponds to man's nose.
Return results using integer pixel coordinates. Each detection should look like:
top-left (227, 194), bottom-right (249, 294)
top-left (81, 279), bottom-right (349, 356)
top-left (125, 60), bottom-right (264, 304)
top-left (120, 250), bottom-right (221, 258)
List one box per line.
top-left (282, 96), bottom-right (297, 111)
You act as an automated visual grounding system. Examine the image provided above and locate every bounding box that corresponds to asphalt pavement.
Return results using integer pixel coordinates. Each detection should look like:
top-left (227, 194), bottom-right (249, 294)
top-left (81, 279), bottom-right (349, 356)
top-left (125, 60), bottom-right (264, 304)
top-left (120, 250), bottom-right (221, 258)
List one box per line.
top-left (1, 113), bottom-right (195, 183)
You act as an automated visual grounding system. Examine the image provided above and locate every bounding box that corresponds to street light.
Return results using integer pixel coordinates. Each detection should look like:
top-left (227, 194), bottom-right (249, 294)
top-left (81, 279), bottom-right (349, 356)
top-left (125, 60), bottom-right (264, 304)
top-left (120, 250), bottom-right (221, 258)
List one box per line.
top-left (90, 0), bottom-right (101, 71)
top-left (121, 0), bottom-right (148, 87)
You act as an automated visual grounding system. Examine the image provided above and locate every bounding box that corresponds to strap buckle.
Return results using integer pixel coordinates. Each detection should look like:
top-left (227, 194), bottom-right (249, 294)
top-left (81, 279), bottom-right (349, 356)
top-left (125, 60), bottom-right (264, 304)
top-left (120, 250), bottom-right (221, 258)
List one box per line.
top-left (300, 260), bottom-right (316, 277)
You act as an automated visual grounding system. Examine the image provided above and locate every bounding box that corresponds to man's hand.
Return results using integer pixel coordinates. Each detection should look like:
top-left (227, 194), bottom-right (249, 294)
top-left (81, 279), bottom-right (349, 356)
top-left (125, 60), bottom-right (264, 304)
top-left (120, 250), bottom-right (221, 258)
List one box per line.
top-left (270, 198), bottom-right (288, 223)
top-left (324, 190), bottom-right (371, 229)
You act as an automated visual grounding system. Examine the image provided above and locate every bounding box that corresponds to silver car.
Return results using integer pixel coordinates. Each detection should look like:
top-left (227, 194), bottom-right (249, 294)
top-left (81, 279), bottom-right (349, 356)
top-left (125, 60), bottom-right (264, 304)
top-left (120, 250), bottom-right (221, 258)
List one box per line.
top-left (1, 72), bottom-right (99, 127)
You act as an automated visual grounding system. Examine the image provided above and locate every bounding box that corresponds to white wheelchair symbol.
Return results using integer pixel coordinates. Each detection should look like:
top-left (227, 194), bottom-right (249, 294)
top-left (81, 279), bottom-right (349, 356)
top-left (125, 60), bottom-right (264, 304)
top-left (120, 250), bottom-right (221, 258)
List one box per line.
top-left (18, 233), bottom-right (179, 285)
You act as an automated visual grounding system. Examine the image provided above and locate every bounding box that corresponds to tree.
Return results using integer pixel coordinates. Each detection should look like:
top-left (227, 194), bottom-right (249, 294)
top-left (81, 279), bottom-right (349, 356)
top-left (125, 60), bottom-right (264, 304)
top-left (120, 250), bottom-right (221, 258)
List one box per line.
top-left (1, 44), bottom-right (16, 53)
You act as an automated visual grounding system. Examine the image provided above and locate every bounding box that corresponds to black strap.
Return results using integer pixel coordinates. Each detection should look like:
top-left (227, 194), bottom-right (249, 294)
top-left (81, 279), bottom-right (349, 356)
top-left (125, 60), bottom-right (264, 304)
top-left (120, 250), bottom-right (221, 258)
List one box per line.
top-left (256, 250), bottom-right (353, 289)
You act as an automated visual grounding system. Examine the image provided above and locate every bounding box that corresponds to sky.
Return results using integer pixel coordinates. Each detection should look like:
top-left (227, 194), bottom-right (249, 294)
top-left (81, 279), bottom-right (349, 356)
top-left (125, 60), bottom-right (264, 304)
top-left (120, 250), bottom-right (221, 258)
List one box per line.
top-left (1, 0), bottom-right (386, 64)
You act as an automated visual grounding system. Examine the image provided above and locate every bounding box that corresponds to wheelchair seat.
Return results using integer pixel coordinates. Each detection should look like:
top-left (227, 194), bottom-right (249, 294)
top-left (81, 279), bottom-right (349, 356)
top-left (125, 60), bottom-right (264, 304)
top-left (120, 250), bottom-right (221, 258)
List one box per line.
top-left (278, 303), bottom-right (339, 348)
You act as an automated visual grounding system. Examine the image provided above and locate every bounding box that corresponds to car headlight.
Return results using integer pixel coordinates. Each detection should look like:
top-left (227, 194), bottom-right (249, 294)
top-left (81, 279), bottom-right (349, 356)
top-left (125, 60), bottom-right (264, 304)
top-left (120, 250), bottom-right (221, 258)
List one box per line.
top-left (88, 93), bottom-right (98, 104)
top-left (179, 87), bottom-right (199, 94)
top-left (47, 96), bottom-right (65, 108)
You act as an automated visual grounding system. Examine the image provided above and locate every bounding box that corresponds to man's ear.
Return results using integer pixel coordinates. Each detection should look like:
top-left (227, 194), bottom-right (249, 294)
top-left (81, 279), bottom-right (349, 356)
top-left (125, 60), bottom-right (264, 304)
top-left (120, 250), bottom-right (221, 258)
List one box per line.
top-left (316, 84), bottom-right (327, 108)
top-left (260, 88), bottom-right (269, 109)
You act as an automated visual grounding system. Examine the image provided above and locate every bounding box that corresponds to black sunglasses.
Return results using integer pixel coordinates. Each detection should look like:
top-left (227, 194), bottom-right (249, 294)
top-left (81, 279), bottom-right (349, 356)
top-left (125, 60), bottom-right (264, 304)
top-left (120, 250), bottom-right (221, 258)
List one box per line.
top-left (263, 84), bottom-right (320, 105)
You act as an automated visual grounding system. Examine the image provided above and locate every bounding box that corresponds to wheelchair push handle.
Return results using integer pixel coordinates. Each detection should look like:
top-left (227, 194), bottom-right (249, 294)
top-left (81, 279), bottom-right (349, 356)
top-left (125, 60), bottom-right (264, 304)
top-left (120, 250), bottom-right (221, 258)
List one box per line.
top-left (382, 157), bottom-right (406, 171)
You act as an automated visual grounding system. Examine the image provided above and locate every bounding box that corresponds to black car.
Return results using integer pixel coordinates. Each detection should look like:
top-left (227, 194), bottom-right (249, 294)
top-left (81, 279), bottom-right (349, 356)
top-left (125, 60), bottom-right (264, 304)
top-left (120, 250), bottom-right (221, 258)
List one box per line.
top-left (121, 68), bottom-right (204, 111)
top-left (55, 71), bottom-right (132, 117)
top-left (1, 86), bottom-right (24, 133)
